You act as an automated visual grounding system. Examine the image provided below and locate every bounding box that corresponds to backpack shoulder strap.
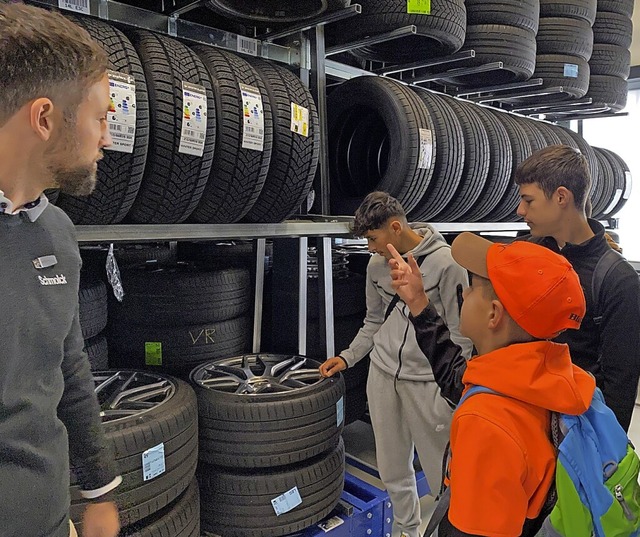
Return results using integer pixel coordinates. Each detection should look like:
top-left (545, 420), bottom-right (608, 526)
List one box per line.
top-left (457, 385), bottom-right (499, 407)
top-left (384, 254), bottom-right (428, 322)
top-left (591, 248), bottom-right (626, 326)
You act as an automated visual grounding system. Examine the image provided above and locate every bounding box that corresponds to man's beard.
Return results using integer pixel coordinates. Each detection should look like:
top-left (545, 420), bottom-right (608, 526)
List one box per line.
top-left (49, 161), bottom-right (98, 196)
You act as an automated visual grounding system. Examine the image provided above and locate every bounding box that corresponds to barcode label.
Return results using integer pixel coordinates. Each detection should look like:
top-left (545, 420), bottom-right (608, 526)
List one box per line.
top-left (240, 83), bottom-right (265, 151)
top-left (142, 443), bottom-right (165, 481)
top-left (271, 486), bottom-right (303, 516)
top-left (105, 70), bottom-right (137, 154)
top-left (238, 36), bottom-right (258, 56)
top-left (179, 81), bottom-right (208, 157)
top-left (58, 0), bottom-right (90, 14)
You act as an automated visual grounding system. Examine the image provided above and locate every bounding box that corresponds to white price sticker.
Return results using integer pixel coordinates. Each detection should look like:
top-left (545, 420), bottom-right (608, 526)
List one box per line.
top-left (58, 0), bottom-right (90, 14)
top-left (271, 486), bottom-right (303, 516)
top-left (336, 396), bottom-right (344, 427)
top-left (603, 189), bottom-right (623, 215)
top-left (290, 103), bottom-right (309, 137)
top-left (179, 81), bottom-right (208, 157)
top-left (237, 36), bottom-right (258, 57)
top-left (240, 83), bottom-right (265, 151)
top-left (418, 128), bottom-right (433, 170)
top-left (142, 443), bottom-right (166, 482)
top-left (106, 71), bottom-right (137, 154)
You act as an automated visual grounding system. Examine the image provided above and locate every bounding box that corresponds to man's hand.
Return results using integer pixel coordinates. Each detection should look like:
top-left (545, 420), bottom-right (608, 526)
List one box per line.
top-left (387, 243), bottom-right (430, 316)
top-left (319, 357), bottom-right (347, 377)
top-left (82, 501), bottom-right (120, 537)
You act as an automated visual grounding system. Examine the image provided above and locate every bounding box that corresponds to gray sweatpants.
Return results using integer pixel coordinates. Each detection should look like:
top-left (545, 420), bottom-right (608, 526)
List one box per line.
top-left (367, 363), bottom-right (453, 537)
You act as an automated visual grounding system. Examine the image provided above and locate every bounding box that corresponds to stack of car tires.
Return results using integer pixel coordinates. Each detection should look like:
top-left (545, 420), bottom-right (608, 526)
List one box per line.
top-left (79, 274), bottom-right (109, 370)
top-left (191, 354), bottom-right (346, 536)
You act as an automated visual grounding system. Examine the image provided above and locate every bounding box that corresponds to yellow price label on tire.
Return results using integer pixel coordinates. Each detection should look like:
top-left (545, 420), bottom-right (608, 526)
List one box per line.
top-left (407, 0), bottom-right (430, 14)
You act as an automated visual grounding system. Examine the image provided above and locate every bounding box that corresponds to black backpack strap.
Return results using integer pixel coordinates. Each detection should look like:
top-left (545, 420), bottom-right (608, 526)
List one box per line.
top-left (423, 486), bottom-right (451, 537)
top-left (384, 254), bottom-right (427, 322)
top-left (591, 248), bottom-right (625, 326)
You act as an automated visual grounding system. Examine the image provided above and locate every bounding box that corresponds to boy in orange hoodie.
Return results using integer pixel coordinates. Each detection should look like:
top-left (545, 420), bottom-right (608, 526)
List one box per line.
top-left (388, 233), bottom-right (596, 537)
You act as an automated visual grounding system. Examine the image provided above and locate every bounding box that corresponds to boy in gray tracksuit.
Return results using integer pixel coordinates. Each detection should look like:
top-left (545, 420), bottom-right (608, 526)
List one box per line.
top-left (320, 192), bottom-right (472, 537)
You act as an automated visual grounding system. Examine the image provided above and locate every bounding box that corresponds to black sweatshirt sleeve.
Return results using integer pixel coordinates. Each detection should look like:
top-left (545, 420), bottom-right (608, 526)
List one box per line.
top-left (597, 262), bottom-right (640, 431)
top-left (409, 303), bottom-right (468, 405)
top-left (57, 304), bottom-right (120, 495)
top-left (438, 513), bottom-right (483, 537)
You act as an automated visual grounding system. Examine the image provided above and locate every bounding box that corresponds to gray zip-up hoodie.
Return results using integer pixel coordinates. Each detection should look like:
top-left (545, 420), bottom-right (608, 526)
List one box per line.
top-left (340, 223), bottom-right (473, 381)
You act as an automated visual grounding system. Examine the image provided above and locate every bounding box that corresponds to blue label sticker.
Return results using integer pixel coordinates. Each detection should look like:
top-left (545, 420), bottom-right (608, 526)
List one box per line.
top-left (564, 64), bottom-right (579, 78)
top-left (336, 396), bottom-right (344, 427)
top-left (142, 443), bottom-right (166, 481)
top-left (271, 486), bottom-right (303, 516)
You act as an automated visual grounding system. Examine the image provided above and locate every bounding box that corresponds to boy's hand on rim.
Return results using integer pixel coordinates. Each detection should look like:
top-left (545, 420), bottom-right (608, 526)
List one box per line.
top-left (387, 243), bottom-right (430, 316)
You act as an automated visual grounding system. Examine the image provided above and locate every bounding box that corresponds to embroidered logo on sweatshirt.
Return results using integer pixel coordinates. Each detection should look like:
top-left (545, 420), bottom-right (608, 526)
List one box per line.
top-left (38, 274), bottom-right (67, 286)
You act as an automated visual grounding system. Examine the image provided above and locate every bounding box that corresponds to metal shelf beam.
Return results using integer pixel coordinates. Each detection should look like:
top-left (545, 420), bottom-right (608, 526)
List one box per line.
top-left (29, 0), bottom-right (301, 65)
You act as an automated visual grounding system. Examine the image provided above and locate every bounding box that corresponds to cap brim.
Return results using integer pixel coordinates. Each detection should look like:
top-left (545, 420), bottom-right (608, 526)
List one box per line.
top-left (451, 232), bottom-right (492, 278)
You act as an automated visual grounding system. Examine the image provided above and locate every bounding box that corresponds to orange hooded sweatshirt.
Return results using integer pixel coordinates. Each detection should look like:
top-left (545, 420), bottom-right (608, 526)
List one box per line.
top-left (447, 340), bottom-right (596, 537)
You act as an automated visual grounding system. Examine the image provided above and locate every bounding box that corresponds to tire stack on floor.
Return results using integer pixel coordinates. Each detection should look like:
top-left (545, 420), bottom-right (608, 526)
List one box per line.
top-left (107, 263), bottom-right (253, 378)
top-left (70, 370), bottom-right (200, 536)
top-left (587, 0), bottom-right (634, 112)
top-left (79, 274), bottom-right (109, 370)
top-left (533, 0), bottom-right (596, 100)
top-left (191, 354), bottom-right (346, 536)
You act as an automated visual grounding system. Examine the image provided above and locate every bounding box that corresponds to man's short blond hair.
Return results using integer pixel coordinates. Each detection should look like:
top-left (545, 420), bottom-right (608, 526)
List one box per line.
top-left (0, 4), bottom-right (108, 126)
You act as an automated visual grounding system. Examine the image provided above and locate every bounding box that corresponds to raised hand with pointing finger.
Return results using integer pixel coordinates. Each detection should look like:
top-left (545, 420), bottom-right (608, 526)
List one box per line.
top-left (387, 243), bottom-right (430, 316)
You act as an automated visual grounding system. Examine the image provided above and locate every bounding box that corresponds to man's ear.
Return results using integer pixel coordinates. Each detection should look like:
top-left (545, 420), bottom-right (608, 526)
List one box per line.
top-left (29, 98), bottom-right (57, 142)
top-left (488, 299), bottom-right (507, 330)
top-left (389, 219), bottom-right (403, 234)
top-left (555, 186), bottom-right (573, 208)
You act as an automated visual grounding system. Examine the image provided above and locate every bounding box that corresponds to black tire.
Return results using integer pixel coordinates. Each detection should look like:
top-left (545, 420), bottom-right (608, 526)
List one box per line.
top-left (327, 76), bottom-right (434, 216)
top-left (596, 148), bottom-right (627, 218)
top-left (306, 313), bottom-right (367, 362)
top-left (84, 335), bottom-right (109, 371)
top-left (560, 127), bottom-right (599, 195)
top-left (199, 438), bottom-right (345, 537)
top-left (178, 240), bottom-right (273, 272)
top-left (296, 272), bottom-right (366, 320)
top-left (189, 47), bottom-right (272, 224)
top-left (344, 382), bottom-right (368, 426)
top-left (483, 110), bottom-right (532, 222)
top-left (596, 0), bottom-right (634, 17)
top-left (206, 0), bottom-right (327, 23)
top-left (122, 478), bottom-right (200, 537)
top-left (408, 90), bottom-right (464, 221)
top-left (192, 354), bottom-right (345, 468)
top-left (79, 278), bottom-right (108, 340)
top-left (530, 120), bottom-right (564, 146)
top-left (592, 12), bottom-right (633, 49)
top-left (536, 17), bottom-right (594, 60)
top-left (114, 244), bottom-right (174, 267)
top-left (600, 149), bottom-right (632, 216)
top-left (109, 316), bottom-right (252, 371)
top-left (243, 61), bottom-right (319, 223)
top-left (457, 103), bottom-right (513, 222)
top-left (465, 0), bottom-right (539, 32)
top-left (532, 54), bottom-right (591, 98)
top-left (430, 95), bottom-right (490, 222)
top-left (539, 0), bottom-right (597, 25)
top-left (511, 116), bottom-right (547, 153)
top-left (444, 25), bottom-right (537, 86)
top-left (113, 265), bottom-right (252, 326)
top-left (331, 0), bottom-right (466, 63)
top-left (585, 74), bottom-right (629, 111)
top-left (70, 371), bottom-right (198, 530)
top-left (56, 17), bottom-right (148, 225)
top-left (589, 44), bottom-right (631, 79)
top-left (126, 31), bottom-right (216, 223)
top-left (549, 125), bottom-right (581, 150)
top-left (592, 148), bottom-right (614, 217)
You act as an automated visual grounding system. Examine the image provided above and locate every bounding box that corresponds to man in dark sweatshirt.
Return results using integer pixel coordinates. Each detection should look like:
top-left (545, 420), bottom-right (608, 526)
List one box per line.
top-left (0, 5), bottom-right (121, 537)
top-left (390, 145), bottom-right (640, 433)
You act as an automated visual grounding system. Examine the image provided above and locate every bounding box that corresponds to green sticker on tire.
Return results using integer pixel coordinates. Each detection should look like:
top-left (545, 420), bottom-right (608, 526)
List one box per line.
top-left (407, 0), bottom-right (430, 14)
top-left (145, 342), bottom-right (162, 366)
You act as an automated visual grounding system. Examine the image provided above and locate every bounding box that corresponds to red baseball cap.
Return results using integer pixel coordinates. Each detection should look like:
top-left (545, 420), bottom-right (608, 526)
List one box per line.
top-left (451, 233), bottom-right (586, 339)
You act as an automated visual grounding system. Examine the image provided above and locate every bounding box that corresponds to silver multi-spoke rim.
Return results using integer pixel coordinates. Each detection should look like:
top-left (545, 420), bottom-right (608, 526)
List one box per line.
top-left (93, 371), bottom-right (175, 422)
top-left (192, 354), bottom-right (323, 395)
